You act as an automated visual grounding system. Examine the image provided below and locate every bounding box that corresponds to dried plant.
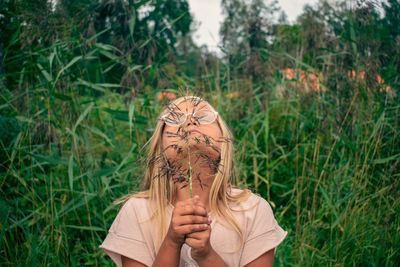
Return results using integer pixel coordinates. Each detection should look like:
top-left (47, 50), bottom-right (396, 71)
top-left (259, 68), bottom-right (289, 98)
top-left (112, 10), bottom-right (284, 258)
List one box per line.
top-left (149, 96), bottom-right (230, 197)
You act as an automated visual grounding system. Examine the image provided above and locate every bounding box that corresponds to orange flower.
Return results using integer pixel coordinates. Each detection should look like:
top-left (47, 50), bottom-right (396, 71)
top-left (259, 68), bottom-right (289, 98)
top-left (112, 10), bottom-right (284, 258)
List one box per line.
top-left (227, 91), bottom-right (239, 98)
top-left (281, 68), bottom-right (323, 93)
top-left (158, 91), bottom-right (177, 102)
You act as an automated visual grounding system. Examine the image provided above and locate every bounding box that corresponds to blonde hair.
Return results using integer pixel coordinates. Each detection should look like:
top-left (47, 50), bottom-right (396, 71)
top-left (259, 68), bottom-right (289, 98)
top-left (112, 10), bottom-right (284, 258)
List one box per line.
top-left (132, 96), bottom-right (251, 251)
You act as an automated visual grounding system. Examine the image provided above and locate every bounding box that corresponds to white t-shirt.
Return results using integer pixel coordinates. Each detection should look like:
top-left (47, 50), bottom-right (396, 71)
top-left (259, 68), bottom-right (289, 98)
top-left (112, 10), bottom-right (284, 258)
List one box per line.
top-left (100, 190), bottom-right (287, 267)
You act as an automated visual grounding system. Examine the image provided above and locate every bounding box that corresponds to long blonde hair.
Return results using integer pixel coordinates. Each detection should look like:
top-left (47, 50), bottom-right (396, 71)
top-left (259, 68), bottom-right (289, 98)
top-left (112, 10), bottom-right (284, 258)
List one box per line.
top-left (133, 96), bottom-right (251, 251)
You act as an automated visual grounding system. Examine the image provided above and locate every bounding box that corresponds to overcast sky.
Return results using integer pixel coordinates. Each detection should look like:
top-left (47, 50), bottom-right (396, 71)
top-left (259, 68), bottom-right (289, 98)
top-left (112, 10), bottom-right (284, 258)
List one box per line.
top-left (187, 0), bottom-right (319, 52)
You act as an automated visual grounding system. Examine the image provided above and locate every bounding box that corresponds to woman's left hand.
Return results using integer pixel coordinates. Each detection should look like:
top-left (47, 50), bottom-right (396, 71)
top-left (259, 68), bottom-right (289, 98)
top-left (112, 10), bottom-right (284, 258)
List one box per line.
top-left (185, 225), bottom-right (228, 266)
top-left (185, 222), bottom-right (213, 260)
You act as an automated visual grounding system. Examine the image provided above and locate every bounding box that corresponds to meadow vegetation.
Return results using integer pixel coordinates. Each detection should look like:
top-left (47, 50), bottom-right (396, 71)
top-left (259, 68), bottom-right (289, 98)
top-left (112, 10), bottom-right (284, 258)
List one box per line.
top-left (0, 0), bottom-right (399, 266)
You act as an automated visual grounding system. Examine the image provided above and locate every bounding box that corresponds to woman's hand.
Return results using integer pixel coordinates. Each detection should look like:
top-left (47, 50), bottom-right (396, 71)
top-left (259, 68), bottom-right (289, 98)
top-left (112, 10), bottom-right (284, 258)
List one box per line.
top-left (166, 195), bottom-right (210, 248)
top-left (185, 225), bottom-right (212, 260)
top-left (185, 222), bottom-right (229, 267)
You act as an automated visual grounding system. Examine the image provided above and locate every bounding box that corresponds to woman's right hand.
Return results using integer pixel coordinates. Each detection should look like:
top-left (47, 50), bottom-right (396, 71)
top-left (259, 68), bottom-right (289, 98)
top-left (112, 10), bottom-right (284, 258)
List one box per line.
top-left (166, 195), bottom-right (210, 248)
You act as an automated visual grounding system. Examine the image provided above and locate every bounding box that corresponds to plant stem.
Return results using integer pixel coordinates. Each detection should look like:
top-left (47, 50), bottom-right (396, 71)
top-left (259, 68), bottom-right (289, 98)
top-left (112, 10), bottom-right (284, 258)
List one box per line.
top-left (186, 125), bottom-right (193, 198)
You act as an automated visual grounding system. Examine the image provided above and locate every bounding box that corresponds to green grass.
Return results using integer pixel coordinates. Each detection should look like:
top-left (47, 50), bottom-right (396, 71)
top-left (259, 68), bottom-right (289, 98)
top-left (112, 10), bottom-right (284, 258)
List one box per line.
top-left (1, 34), bottom-right (399, 267)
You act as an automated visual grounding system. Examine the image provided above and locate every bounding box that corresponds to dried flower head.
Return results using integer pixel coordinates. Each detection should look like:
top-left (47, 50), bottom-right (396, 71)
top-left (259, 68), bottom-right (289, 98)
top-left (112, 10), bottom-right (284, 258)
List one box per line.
top-left (148, 95), bottom-right (231, 197)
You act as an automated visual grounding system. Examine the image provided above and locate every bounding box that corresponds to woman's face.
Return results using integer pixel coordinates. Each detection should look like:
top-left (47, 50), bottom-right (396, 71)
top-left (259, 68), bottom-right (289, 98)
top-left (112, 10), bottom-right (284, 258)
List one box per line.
top-left (161, 100), bottom-right (223, 162)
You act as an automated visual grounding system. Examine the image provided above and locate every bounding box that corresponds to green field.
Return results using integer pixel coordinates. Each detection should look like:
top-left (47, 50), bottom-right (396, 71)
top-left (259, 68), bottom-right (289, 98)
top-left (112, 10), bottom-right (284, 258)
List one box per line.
top-left (1, 0), bottom-right (399, 266)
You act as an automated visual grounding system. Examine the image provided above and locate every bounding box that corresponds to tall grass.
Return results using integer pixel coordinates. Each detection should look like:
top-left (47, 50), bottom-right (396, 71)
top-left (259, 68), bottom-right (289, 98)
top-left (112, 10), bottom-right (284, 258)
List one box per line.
top-left (1, 30), bottom-right (399, 267)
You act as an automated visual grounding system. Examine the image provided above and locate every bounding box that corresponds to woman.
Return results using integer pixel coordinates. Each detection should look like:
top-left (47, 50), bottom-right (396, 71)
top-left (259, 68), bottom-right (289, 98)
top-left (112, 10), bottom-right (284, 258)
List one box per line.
top-left (100, 96), bottom-right (287, 266)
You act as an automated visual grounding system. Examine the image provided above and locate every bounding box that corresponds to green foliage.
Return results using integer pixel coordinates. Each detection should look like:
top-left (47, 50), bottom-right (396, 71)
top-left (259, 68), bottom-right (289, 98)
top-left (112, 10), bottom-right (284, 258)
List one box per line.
top-left (1, 0), bottom-right (399, 266)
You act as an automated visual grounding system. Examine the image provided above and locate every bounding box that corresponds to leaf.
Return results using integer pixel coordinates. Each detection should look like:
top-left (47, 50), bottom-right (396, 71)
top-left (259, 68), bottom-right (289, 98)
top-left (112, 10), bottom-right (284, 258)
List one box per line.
top-left (271, 51), bottom-right (314, 70)
top-left (129, 12), bottom-right (136, 38)
top-left (59, 56), bottom-right (82, 76)
top-left (310, 227), bottom-right (327, 241)
top-left (5, 26), bottom-right (20, 49)
top-left (95, 83), bottom-right (121, 88)
top-left (92, 167), bottom-right (117, 178)
top-left (74, 80), bottom-right (121, 92)
top-left (368, 112), bottom-right (385, 142)
top-left (98, 49), bottom-right (118, 61)
top-left (10, 132), bottom-right (22, 163)
top-left (139, 12), bottom-right (187, 49)
top-left (95, 43), bottom-right (121, 53)
top-left (129, 65), bottom-right (143, 72)
top-left (52, 92), bottom-right (72, 101)
top-left (102, 108), bottom-right (129, 122)
top-left (0, 103), bottom-right (10, 110)
top-left (65, 225), bottom-right (105, 232)
top-left (104, 63), bottom-right (118, 73)
top-left (29, 153), bottom-right (68, 166)
top-left (68, 154), bottom-right (74, 190)
top-left (373, 154), bottom-right (400, 164)
top-left (319, 186), bottom-right (339, 219)
top-left (74, 79), bottom-right (105, 92)
top-left (54, 56), bottom-right (82, 85)
top-left (37, 63), bottom-right (52, 82)
top-left (82, 125), bottom-right (113, 146)
top-left (129, 101), bottom-right (135, 137)
top-left (15, 116), bottom-right (33, 123)
top-left (103, 203), bottom-right (118, 215)
top-left (73, 103), bottom-right (94, 132)
top-left (264, 108), bottom-right (269, 154)
top-left (49, 50), bottom-right (56, 70)
top-left (58, 194), bottom-right (96, 218)
top-left (115, 143), bottom-right (137, 173)
top-left (331, 209), bottom-right (346, 229)
top-left (102, 108), bottom-right (147, 124)
top-left (87, 27), bottom-right (111, 42)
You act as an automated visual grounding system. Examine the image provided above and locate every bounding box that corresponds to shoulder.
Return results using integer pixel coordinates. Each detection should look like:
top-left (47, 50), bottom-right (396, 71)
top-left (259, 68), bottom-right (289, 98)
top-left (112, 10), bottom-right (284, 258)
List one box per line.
top-left (105, 196), bottom-right (154, 238)
top-left (229, 189), bottom-right (278, 230)
top-left (119, 196), bottom-right (151, 220)
top-left (229, 187), bottom-right (268, 211)
top-left (122, 196), bottom-right (150, 209)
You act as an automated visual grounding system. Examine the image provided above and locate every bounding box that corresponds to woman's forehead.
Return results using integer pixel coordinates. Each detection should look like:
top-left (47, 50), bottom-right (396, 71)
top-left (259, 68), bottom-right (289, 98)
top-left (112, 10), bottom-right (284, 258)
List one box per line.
top-left (171, 100), bottom-right (212, 112)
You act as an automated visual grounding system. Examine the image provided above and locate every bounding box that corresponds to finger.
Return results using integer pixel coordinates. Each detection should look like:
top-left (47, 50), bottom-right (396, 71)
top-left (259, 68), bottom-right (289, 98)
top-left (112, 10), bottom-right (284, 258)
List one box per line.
top-left (176, 196), bottom-right (205, 209)
top-left (185, 237), bottom-right (205, 249)
top-left (186, 226), bottom-right (211, 240)
top-left (193, 204), bottom-right (207, 218)
top-left (176, 196), bottom-right (206, 210)
top-left (175, 198), bottom-right (196, 208)
top-left (186, 231), bottom-right (204, 240)
top-left (176, 223), bottom-right (208, 235)
top-left (178, 204), bottom-right (207, 217)
top-left (193, 198), bottom-right (207, 210)
top-left (178, 215), bottom-right (209, 226)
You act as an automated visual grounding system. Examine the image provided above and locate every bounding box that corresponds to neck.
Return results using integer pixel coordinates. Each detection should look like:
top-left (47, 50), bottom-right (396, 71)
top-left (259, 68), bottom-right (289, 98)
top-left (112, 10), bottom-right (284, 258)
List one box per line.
top-left (172, 162), bottom-right (216, 212)
top-left (164, 139), bottom-right (221, 212)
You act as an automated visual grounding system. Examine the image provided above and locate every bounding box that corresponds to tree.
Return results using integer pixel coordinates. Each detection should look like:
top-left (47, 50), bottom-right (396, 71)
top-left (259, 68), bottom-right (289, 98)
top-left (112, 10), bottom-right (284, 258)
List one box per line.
top-left (1, 0), bottom-right (195, 94)
top-left (220, 0), bottom-right (279, 81)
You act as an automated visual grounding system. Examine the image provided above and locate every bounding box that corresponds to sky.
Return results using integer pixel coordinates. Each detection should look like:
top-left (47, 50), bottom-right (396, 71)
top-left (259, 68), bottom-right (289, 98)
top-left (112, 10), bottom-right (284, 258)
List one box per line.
top-left (187, 0), bottom-right (319, 52)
